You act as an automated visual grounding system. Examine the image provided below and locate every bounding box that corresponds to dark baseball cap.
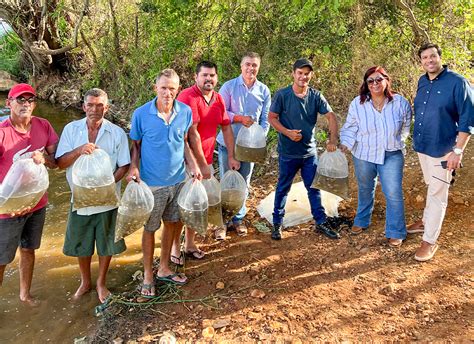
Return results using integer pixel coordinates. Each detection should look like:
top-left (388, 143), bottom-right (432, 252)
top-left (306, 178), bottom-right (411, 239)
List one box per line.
top-left (8, 83), bottom-right (37, 99)
top-left (293, 58), bottom-right (313, 71)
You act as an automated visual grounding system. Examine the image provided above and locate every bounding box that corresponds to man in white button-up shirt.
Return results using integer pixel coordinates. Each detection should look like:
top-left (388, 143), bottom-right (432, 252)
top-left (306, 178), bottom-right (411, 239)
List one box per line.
top-left (56, 88), bottom-right (130, 303)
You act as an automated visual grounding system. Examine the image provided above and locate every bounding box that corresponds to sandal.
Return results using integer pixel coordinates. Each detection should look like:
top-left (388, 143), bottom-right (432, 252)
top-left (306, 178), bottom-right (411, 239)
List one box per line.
top-left (185, 249), bottom-right (205, 260)
top-left (170, 252), bottom-right (185, 266)
top-left (156, 273), bottom-right (188, 285)
top-left (140, 283), bottom-right (156, 297)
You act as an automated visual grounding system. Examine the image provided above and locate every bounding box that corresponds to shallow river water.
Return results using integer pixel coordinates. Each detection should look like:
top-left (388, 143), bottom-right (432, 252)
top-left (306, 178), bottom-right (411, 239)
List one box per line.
top-left (0, 94), bottom-right (145, 343)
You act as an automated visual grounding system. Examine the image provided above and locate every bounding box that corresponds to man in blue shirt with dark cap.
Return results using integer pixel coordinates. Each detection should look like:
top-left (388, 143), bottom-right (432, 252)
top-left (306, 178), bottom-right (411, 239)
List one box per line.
top-left (408, 43), bottom-right (473, 262)
top-left (268, 58), bottom-right (339, 241)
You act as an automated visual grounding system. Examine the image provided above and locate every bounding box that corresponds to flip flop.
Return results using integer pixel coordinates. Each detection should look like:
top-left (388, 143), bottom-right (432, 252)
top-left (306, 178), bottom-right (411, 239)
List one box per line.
top-left (185, 249), bottom-right (205, 260)
top-left (156, 273), bottom-right (188, 286)
top-left (170, 252), bottom-right (185, 266)
top-left (140, 283), bottom-right (156, 297)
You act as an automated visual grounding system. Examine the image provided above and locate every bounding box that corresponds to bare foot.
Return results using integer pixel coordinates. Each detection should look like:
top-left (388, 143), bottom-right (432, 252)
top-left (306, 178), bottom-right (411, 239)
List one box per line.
top-left (20, 294), bottom-right (41, 307)
top-left (157, 268), bottom-right (187, 284)
top-left (73, 283), bottom-right (92, 300)
top-left (96, 285), bottom-right (111, 303)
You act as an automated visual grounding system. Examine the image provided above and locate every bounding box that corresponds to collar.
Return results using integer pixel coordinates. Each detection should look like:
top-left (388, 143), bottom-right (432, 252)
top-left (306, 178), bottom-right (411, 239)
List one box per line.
top-left (76, 117), bottom-right (113, 133)
top-left (238, 74), bottom-right (258, 89)
top-left (150, 97), bottom-right (179, 123)
top-left (192, 84), bottom-right (216, 102)
top-left (424, 64), bottom-right (448, 81)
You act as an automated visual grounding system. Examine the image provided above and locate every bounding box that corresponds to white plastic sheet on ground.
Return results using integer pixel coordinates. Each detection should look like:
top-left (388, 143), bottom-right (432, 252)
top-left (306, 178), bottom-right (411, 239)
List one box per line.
top-left (257, 181), bottom-right (342, 228)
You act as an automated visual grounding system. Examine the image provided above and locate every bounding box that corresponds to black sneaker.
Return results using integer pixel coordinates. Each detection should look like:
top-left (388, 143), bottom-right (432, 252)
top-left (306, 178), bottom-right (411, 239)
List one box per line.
top-left (315, 222), bottom-right (341, 240)
top-left (271, 224), bottom-right (282, 240)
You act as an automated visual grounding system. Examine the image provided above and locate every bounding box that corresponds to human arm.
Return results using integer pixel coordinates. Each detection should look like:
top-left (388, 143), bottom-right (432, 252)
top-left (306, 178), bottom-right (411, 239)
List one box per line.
top-left (339, 100), bottom-right (359, 153)
top-left (56, 143), bottom-right (96, 169)
top-left (184, 131), bottom-right (202, 180)
top-left (187, 123), bottom-right (210, 179)
top-left (268, 111), bottom-right (302, 141)
top-left (127, 140), bottom-right (141, 182)
top-left (221, 124), bottom-right (240, 170)
top-left (324, 111), bottom-right (338, 152)
top-left (259, 87), bottom-right (271, 135)
top-left (446, 132), bottom-right (470, 170)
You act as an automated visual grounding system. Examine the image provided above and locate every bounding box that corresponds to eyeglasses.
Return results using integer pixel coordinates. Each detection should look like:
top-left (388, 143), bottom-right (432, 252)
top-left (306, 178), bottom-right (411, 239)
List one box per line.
top-left (366, 76), bottom-right (385, 85)
top-left (12, 97), bottom-right (37, 104)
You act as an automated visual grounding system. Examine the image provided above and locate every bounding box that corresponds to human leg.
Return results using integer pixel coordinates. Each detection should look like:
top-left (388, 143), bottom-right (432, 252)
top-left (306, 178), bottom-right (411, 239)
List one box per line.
top-left (18, 207), bottom-right (46, 302)
top-left (301, 155), bottom-right (326, 225)
top-left (75, 256), bottom-right (92, 299)
top-left (272, 156), bottom-right (301, 225)
top-left (97, 255), bottom-right (112, 302)
top-left (157, 221), bottom-right (187, 284)
top-left (378, 151), bottom-right (406, 240)
top-left (352, 155), bottom-right (378, 228)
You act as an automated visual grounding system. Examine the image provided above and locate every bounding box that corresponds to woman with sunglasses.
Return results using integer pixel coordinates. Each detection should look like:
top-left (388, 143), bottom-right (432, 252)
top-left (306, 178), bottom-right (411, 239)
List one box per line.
top-left (340, 66), bottom-right (412, 247)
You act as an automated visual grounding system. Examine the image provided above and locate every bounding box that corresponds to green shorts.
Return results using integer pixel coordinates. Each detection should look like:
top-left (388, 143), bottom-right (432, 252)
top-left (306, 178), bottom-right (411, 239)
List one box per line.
top-left (63, 206), bottom-right (126, 257)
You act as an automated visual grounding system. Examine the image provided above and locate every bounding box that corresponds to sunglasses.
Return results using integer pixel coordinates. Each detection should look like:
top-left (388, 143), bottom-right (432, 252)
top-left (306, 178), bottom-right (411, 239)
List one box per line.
top-left (12, 97), bottom-right (37, 105)
top-left (366, 76), bottom-right (385, 84)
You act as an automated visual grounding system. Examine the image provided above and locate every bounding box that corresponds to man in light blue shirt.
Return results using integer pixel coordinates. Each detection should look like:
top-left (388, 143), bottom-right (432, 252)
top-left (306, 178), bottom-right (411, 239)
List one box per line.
top-left (216, 52), bottom-right (271, 238)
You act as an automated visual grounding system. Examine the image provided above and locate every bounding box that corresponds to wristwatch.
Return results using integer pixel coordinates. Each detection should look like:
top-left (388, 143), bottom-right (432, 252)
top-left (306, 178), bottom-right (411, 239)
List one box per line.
top-left (453, 147), bottom-right (463, 155)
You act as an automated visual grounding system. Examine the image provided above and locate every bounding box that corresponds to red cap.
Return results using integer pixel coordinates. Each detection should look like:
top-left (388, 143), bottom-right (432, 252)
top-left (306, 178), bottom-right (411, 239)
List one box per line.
top-left (8, 83), bottom-right (37, 99)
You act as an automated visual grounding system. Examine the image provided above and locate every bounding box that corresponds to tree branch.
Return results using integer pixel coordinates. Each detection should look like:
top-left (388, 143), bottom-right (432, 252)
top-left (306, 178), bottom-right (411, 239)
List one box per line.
top-left (393, 0), bottom-right (430, 44)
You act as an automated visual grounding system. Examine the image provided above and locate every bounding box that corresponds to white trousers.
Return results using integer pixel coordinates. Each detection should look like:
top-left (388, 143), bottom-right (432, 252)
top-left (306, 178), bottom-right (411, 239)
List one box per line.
top-left (417, 152), bottom-right (452, 244)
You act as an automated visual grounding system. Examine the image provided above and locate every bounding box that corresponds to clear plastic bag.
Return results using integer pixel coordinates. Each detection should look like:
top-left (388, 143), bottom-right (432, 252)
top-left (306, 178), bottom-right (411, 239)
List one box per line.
top-left (178, 179), bottom-right (208, 236)
top-left (311, 149), bottom-right (350, 199)
top-left (72, 148), bottom-right (119, 209)
top-left (235, 123), bottom-right (267, 164)
top-left (202, 176), bottom-right (223, 227)
top-left (0, 158), bottom-right (49, 215)
top-left (115, 180), bottom-right (154, 242)
top-left (220, 170), bottom-right (246, 222)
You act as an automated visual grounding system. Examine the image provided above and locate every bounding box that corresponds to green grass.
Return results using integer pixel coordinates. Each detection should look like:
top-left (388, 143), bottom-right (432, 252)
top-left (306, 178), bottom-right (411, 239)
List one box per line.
top-left (0, 33), bottom-right (21, 76)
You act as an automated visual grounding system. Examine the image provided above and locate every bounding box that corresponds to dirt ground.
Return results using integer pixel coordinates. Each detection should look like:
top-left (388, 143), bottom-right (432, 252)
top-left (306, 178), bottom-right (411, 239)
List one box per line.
top-left (91, 145), bottom-right (473, 343)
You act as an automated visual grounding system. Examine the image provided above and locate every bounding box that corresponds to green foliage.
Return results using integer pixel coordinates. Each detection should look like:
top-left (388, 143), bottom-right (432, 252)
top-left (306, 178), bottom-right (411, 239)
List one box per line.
top-left (0, 33), bottom-right (22, 77)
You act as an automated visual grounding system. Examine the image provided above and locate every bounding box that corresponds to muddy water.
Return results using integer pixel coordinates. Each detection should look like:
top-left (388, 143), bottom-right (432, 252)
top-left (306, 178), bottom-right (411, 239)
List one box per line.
top-left (0, 95), bottom-right (145, 343)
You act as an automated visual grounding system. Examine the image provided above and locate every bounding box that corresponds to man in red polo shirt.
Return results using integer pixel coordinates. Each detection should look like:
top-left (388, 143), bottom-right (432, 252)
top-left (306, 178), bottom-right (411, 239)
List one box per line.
top-left (173, 61), bottom-right (240, 263)
top-left (0, 84), bottom-right (58, 304)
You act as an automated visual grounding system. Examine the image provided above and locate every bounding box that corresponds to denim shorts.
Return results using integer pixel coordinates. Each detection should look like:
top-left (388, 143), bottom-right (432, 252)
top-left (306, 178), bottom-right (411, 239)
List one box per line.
top-left (0, 207), bottom-right (46, 265)
top-left (144, 182), bottom-right (184, 232)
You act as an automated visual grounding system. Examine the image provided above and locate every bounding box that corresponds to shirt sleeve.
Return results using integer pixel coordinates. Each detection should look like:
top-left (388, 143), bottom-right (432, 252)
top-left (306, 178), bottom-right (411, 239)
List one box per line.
top-left (339, 99), bottom-right (359, 150)
top-left (269, 90), bottom-right (283, 114)
top-left (400, 97), bottom-right (413, 143)
top-left (259, 86), bottom-right (271, 136)
top-left (129, 110), bottom-right (142, 141)
top-left (116, 129), bottom-right (131, 168)
top-left (45, 120), bottom-right (59, 146)
top-left (317, 93), bottom-right (333, 115)
top-left (55, 123), bottom-right (74, 159)
top-left (219, 81), bottom-right (237, 123)
top-left (454, 78), bottom-right (474, 134)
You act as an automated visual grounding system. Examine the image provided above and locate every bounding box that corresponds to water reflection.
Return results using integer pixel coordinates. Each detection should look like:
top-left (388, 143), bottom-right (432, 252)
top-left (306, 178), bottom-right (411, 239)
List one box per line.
top-left (0, 94), bottom-right (144, 343)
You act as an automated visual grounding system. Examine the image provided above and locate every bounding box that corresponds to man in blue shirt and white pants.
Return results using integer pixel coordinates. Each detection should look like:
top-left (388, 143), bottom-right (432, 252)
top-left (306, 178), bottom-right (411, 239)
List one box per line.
top-left (217, 52), bottom-right (271, 239)
top-left (409, 43), bottom-right (473, 262)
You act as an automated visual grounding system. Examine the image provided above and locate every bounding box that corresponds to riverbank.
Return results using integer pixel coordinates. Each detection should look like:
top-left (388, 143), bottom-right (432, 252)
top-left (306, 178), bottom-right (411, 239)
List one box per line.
top-left (89, 146), bottom-right (473, 343)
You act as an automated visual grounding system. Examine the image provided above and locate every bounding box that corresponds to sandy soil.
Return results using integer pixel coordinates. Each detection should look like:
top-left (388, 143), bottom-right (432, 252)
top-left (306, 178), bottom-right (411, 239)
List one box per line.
top-left (91, 146), bottom-right (473, 343)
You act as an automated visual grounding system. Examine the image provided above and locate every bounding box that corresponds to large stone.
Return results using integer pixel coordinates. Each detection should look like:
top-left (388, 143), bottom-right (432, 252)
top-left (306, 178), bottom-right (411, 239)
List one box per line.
top-left (0, 71), bottom-right (17, 91)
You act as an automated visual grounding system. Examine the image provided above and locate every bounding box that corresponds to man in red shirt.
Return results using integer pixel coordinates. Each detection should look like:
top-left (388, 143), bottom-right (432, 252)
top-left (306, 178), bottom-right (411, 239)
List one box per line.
top-left (174, 61), bottom-right (240, 262)
top-left (0, 84), bottom-right (58, 304)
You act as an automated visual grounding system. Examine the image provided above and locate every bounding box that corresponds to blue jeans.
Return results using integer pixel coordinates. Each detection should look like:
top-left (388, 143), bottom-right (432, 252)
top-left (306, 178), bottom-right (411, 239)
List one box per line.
top-left (352, 150), bottom-right (406, 239)
top-left (218, 144), bottom-right (254, 224)
top-left (272, 155), bottom-right (326, 225)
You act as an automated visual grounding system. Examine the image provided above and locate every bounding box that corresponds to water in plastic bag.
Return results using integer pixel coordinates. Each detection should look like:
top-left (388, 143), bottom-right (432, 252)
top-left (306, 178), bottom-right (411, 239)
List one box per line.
top-left (235, 123), bottom-right (267, 164)
top-left (220, 170), bottom-right (246, 222)
top-left (311, 149), bottom-right (350, 199)
top-left (115, 180), bottom-right (154, 242)
top-left (0, 158), bottom-right (49, 215)
top-left (202, 176), bottom-right (223, 227)
top-left (178, 179), bottom-right (209, 236)
top-left (72, 148), bottom-right (119, 209)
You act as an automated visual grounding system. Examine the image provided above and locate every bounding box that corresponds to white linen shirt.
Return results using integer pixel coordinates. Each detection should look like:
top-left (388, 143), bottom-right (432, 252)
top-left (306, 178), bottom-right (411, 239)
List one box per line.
top-left (56, 117), bottom-right (130, 215)
top-left (340, 94), bottom-right (412, 164)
